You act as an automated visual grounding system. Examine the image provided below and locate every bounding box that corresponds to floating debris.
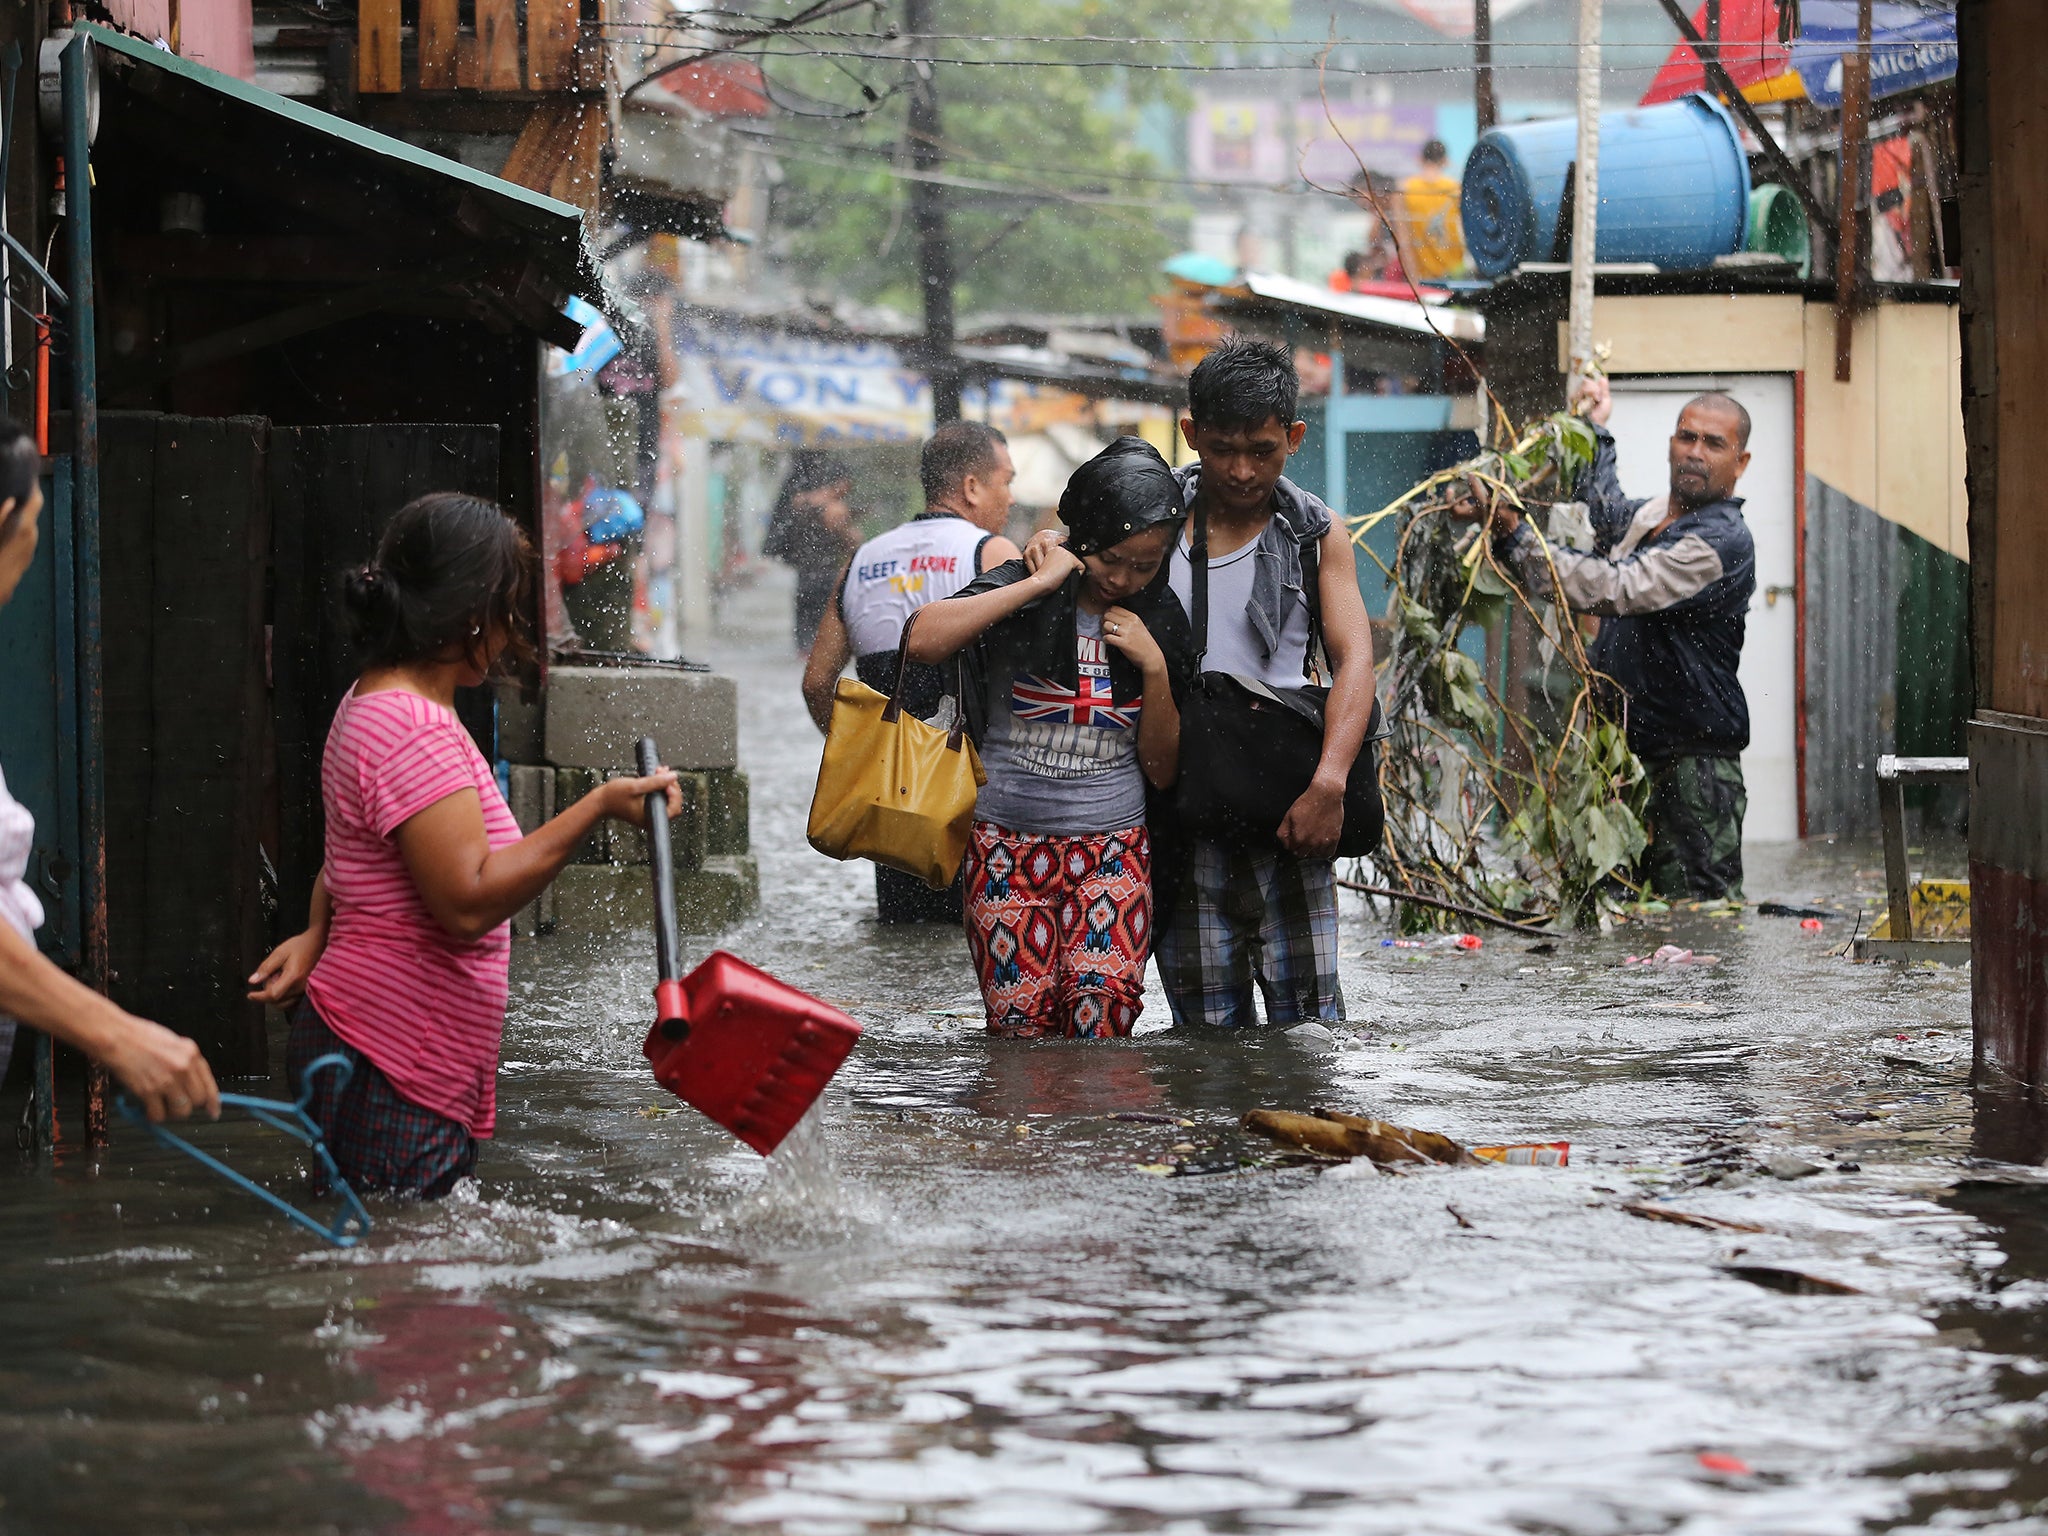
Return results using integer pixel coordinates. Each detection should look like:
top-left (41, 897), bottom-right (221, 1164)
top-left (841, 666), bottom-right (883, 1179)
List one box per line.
top-left (1623, 944), bottom-right (1720, 967)
top-left (1472, 1141), bottom-right (1570, 1167)
top-left (1719, 1265), bottom-right (1862, 1296)
top-left (1285, 1022), bottom-right (1338, 1052)
top-left (1243, 1109), bottom-right (1477, 1166)
top-left (1874, 1033), bottom-right (1963, 1070)
top-left (1620, 1202), bottom-right (1767, 1234)
top-left (1764, 1154), bottom-right (1822, 1181)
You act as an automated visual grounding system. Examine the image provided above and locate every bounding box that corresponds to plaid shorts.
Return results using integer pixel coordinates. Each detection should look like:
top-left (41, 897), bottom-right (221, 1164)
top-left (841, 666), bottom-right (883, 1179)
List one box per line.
top-left (287, 1000), bottom-right (478, 1200)
top-left (1155, 839), bottom-right (1343, 1029)
top-left (963, 821), bottom-right (1152, 1039)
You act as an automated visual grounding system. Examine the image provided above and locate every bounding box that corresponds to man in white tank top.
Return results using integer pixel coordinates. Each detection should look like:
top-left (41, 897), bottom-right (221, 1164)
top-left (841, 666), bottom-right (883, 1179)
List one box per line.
top-left (802, 422), bottom-right (1020, 922)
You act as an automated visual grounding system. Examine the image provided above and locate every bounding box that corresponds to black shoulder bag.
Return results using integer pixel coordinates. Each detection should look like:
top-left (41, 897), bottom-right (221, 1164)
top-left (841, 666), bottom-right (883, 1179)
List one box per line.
top-left (1173, 501), bottom-right (1386, 858)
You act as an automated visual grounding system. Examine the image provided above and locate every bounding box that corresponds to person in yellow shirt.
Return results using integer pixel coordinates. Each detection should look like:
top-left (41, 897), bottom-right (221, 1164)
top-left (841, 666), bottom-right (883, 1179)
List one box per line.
top-left (1395, 139), bottom-right (1465, 280)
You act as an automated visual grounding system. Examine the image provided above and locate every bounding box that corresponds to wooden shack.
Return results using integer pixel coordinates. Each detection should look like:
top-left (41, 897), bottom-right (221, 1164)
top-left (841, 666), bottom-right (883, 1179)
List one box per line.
top-left (0, 25), bottom-right (594, 1112)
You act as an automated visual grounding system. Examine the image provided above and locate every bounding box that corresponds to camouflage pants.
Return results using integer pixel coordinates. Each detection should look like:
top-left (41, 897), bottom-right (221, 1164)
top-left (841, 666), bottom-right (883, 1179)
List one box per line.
top-left (1638, 755), bottom-right (1746, 900)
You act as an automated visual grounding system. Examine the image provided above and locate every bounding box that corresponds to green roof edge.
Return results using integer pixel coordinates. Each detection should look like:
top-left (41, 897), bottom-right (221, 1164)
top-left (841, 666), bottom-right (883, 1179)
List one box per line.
top-left (76, 22), bottom-right (585, 230)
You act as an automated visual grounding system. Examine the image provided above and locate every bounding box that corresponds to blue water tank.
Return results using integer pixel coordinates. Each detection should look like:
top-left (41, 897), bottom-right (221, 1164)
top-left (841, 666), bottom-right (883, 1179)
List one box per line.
top-left (1460, 93), bottom-right (1752, 278)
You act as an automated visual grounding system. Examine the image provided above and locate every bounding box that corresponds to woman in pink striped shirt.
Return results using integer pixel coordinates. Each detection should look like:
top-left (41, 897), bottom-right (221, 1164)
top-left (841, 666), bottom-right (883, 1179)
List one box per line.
top-left (248, 493), bottom-right (678, 1198)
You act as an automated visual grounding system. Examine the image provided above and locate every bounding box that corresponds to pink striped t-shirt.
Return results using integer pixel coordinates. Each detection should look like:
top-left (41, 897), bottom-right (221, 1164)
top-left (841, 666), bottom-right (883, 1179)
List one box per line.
top-left (304, 686), bottom-right (523, 1137)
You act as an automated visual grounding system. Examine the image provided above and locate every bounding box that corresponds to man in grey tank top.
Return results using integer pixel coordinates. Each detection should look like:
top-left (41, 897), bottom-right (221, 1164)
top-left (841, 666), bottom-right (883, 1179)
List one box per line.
top-left (1035, 340), bottom-right (1377, 1026)
top-left (802, 422), bottom-right (1019, 922)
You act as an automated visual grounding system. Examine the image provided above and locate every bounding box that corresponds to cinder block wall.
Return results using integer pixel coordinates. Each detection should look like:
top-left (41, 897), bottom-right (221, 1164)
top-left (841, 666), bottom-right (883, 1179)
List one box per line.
top-left (499, 667), bottom-right (758, 936)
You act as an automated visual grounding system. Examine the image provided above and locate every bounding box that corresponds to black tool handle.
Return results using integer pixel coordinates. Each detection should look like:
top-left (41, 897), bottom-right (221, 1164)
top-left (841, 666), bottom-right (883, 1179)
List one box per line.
top-left (636, 736), bottom-right (683, 987)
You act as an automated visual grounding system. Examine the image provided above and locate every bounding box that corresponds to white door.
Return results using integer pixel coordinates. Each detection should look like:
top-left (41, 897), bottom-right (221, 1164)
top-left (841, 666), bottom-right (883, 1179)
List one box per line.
top-left (1602, 374), bottom-right (1799, 843)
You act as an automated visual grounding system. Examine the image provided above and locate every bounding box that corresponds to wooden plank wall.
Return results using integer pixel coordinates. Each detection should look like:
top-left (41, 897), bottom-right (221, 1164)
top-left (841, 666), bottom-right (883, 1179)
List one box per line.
top-left (357, 0), bottom-right (402, 94)
top-left (97, 416), bottom-right (499, 1078)
top-left (100, 415), bottom-right (157, 1024)
top-left (417, 0), bottom-right (459, 89)
top-left (1974, 0), bottom-right (2048, 719)
top-left (1964, 0), bottom-right (2048, 1104)
top-left (100, 415), bottom-right (272, 1078)
top-left (367, 0), bottom-right (586, 93)
top-left (270, 424), bottom-right (502, 931)
top-left (526, 0), bottom-right (580, 91)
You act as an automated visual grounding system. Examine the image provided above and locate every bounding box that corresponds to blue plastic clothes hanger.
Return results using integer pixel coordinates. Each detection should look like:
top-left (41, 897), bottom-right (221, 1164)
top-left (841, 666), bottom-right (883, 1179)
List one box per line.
top-left (116, 1052), bottom-right (372, 1248)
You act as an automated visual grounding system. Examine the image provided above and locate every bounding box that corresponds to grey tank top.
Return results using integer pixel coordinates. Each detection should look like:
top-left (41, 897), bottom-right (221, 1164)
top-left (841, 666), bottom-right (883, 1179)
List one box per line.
top-left (1165, 528), bottom-right (1314, 686)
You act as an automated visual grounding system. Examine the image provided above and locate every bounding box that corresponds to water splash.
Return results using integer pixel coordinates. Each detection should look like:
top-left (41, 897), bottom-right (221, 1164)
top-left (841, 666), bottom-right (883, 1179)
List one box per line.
top-left (707, 1098), bottom-right (879, 1250)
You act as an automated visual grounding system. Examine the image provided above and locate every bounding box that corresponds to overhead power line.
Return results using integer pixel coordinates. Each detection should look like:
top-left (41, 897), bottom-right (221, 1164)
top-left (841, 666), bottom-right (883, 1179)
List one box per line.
top-left (733, 124), bottom-right (1380, 197)
top-left (614, 41), bottom-right (1719, 75)
top-left (655, 13), bottom-right (1945, 50)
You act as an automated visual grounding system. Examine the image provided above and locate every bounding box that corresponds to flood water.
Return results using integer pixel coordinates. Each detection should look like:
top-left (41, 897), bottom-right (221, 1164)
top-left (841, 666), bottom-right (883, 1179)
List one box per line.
top-left (1, 572), bottom-right (2030, 1535)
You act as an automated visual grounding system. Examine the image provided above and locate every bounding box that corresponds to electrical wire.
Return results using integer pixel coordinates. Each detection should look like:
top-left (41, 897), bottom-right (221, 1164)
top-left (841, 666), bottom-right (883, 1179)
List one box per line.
top-left (732, 123), bottom-right (1350, 197)
top-left (652, 12), bottom-right (1953, 49)
top-left (620, 0), bottom-right (874, 102)
top-left (620, 44), bottom-right (1696, 75)
top-left (744, 136), bottom-right (1183, 208)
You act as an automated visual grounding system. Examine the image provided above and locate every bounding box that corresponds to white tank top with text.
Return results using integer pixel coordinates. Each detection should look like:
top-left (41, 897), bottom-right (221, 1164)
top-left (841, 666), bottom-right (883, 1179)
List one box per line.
top-left (840, 513), bottom-right (989, 659)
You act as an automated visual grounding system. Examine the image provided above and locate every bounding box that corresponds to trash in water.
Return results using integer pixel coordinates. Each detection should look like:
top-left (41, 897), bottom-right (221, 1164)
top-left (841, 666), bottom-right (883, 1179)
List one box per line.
top-left (1873, 1033), bottom-right (1962, 1070)
top-left (1765, 1153), bottom-right (1822, 1180)
top-left (1454, 933), bottom-right (1482, 951)
top-left (1173, 1152), bottom-right (1246, 1176)
top-left (1624, 944), bottom-right (1720, 967)
top-left (1620, 1201), bottom-right (1767, 1234)
top-left (1719, 1264), bottom-right (1863, 1296)
top-left (1758, 902), bottom-right (1832, 919)
top-left (1471, 1141), bottom-right (1570, 1167)
top-left (1799, 917), bottom-right (1825, 931)
top-left (1243, 1108), bottom-right (1476, 1166)
top-left (1696, 1453), bottom-right (1754, 1476)
top-left (1285, 1021), bottom-right (1338, 1052)
top-left (1324, 1158), bottom-right (1380, 1181)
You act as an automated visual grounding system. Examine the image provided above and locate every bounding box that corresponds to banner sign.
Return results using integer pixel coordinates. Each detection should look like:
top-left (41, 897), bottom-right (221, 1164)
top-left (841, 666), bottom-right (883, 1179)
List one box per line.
top-left (1189, 93), bottom-right (1440, 185)
top-left (1792, 1), bottom-right (1956, 110)
top-left (666, 319), bottom-right (932, 445)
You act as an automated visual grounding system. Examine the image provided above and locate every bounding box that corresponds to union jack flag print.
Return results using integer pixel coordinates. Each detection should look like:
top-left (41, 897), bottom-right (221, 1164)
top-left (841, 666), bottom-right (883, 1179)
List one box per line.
top-left (1009, 673), bottom-right (1136, 731)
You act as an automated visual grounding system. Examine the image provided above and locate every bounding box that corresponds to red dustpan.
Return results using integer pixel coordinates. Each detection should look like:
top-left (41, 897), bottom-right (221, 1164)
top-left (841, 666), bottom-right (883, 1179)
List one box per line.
top-left (632, 737), bottom-right (862, 1154)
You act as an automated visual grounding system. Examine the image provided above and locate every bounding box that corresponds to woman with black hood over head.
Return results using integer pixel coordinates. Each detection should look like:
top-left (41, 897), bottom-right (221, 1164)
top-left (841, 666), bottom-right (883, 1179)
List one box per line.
top-left (907, 437), bottom-right (1192, 1039)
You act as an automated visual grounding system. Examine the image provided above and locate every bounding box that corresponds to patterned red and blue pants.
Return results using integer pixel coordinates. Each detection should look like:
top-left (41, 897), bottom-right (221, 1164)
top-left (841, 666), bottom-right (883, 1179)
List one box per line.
top-left (963, 820), bottom-right (1152, 1039)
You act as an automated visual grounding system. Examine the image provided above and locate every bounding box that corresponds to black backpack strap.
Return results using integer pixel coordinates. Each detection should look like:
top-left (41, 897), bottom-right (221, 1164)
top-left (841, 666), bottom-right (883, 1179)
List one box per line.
top-left (1190, 497), bottom-right (1209, 670)
top-left (1300, 522), bottom-right (1329, 685)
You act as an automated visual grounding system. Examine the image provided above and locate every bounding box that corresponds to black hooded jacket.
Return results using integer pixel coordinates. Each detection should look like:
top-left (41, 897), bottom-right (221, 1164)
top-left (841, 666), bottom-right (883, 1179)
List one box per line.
top-left (942, 559), bottom-right (1196, 749)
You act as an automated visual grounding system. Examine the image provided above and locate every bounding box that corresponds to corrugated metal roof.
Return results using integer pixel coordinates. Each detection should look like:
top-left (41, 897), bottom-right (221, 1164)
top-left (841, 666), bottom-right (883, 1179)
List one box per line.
top-left (1219, 270), bottom-right (1486, 344)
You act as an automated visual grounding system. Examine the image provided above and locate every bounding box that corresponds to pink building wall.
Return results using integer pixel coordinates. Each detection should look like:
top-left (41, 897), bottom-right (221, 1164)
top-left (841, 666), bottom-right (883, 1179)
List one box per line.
top-left (105, 0), bottom-right (254, 81)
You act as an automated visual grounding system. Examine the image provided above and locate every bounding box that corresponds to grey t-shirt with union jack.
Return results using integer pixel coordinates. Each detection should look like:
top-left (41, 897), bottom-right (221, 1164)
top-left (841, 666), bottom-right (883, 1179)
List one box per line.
top-left (973, 610), bottom-right (1146, 836)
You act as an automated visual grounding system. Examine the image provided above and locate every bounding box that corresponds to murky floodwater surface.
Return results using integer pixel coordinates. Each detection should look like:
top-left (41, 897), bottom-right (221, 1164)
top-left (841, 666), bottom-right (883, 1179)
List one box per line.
top-left (1, 578), bottom-right (2026, 1534)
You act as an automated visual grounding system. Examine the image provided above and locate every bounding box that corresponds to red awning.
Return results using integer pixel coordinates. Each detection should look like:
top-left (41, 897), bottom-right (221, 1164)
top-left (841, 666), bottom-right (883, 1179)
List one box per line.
top-left (657, 58), bottom-right (773, 118)
top-left (1640, 0), bottom-right (1794, 104)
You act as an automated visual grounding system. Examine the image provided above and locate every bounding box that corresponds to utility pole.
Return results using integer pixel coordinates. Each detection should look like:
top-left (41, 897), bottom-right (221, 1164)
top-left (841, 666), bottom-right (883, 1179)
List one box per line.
top-left (1832, 0), bottom-right (1872, 382)
top-left (1474, 0), bottom-right (1497, 134)
top-left (905, 0), bottom-right (960, 423)
top-left (1566, 0), bottom-right (1602, 395)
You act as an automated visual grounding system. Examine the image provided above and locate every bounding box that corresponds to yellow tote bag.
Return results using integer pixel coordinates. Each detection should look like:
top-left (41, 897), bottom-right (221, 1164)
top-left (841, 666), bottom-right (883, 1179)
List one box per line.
top-left (807, 630), bottom-right (985, 889)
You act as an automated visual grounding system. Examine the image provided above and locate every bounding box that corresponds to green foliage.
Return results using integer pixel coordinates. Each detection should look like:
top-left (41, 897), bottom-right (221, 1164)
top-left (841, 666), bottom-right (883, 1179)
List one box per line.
top-left (754, 0), bottom-right (1281, 315)
top-left (1359, 401), bottom-right (1650, 930)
